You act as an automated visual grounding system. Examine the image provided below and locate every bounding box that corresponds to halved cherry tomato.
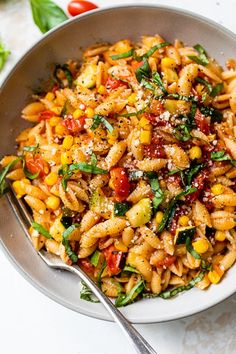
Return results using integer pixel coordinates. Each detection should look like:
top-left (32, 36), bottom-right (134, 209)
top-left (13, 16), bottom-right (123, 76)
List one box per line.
top-left (68, 0), bottom-right (98, 17)
top-left (25, 153), bottom-right (49, 178)
top-left (103, 245), bottom-right (123, 275)
top-left (62, 116), bottom-right (85, 135)
top-left (79, 258), bottom-right (95, 273)
top-left (194, 109), bottom-right (210, 135)
top-left (156, 255), bottom-right (176, 268)
top-left (110, 167), bottom-right (130, 202)
top-left (105, 76), bottom-right (127, 92)
top-left (38, 110), bottom-right (55, 121)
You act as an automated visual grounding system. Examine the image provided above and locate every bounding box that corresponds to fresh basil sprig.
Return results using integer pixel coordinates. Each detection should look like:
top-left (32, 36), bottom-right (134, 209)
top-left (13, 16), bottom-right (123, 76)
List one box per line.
top-left (188, 44), bottom-right (209, 66)
top-left (115, 280), bottom-right (145, 307)
top-left (90, 115), bottom-right (113, 133)
top-left (0, 41), bottom-right (10, 71)
top-left (31, 222), bottom-right (53, 239)
top-left (30, 0), bottom-right (68, 34)
top-left (0, 157), bottom-right (22, 197)
top-left (62, 224), bottom-right (79, 263)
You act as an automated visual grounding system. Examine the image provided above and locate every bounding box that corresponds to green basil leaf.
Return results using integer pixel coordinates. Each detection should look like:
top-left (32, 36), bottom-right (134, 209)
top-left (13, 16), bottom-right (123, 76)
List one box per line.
top-left (97, 260), bottom-right (107, 288)
top-left (173, 125), bottom-right (191, 142)
top-left (0, 41), bottom-right (10, 71)
top-left (0, 157), bottom-right (22, 197)
top-left (188, 44), bottom-right (209, 66)
top-left (186, 236), bottom-right (201, 260)
top-left (31, 222), bottom-right (53, 239)
top-left (211, 151), bottom-right (228, 161)
top-left (62, 224), bottom-right (79, 263)
top-left (196, 78), bottom-right (223, 98)
top-left (141, 78), bottom-right (156, 92)
top-left (211, 83), bottom-right (224, 97)
top-left (196, 77), bottom-right (213, 94)
top-left (60, 216), bottom-right (73, 229)
top-left (23, 144), bottom-right (39, 152)
top-left (30, 0), bottom-right (68, 34)
top-left (90, 115), bottom-right (113, 133)
top-left (200, 106), bottom-right (223, 122)
top-left (110, 49), bottom-right (134, 60)
top-left (135, 59), bottom-right (151, 82)
top-left (114, 202), bottom-right (131, 216)
top-left (80, 281), bottom-right (99, 303)
top-left (175, 227), bottom-right (196, 245)
top-left (115, 280), bottom-right (145, 307)
top-left (185, 161), bottom-right (205, 186)
top-left (90, 153), bottom-right (97, 166)
top-left (152, 71), bottom-right (167, 93)
top-left (90, 250), bottom-right (101, 267)
top-left (69, 162), bottom-right (108, 175)
top-left (150, 178), bottom-right (164, 210)
top-left (119, 104), bottom-right (149, 117)
top-left (122, 265), bottom-right (140, 274)
top-left (166, 93), bottom-right (198, 102)
top-left (158, 187), bottom-right (197, 232)
top-left (54, 64), bottom-right (73, 88)
top-left (141, 42), bottom-right (170, 59)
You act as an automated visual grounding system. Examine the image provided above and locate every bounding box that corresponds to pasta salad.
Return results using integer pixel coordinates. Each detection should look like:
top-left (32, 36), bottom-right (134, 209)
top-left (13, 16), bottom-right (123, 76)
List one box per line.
top-left (1, 35), bottom-right (236, 306)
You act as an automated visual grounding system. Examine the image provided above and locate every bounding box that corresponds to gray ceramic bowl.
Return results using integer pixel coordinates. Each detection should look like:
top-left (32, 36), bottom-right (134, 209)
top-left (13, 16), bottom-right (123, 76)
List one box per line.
top-left (1, 5), bottom-right (236, 323)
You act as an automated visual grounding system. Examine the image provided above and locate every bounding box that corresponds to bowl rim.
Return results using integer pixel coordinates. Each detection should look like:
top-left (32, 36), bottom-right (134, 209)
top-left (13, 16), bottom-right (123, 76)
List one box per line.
top-left (1, 3), bottom-right (236, 324)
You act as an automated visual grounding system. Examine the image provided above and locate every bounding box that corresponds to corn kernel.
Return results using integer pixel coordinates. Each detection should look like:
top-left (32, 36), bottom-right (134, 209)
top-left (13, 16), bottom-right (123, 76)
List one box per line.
top-left (161, 57), bottom-right (176, 70)
top-left (46, 196), bottom-right (60, 210)
top-left (61, 151), bottom-right (73, 165)
top-left (215, 230), bottom-right (226, 242)
top-left (45, 172), bottom-right (58, 186)
top-left (189, 146), bottom-right (202, 160)
top-left (155, 211), bottom-right (164, 224)
top-left (50, 107), bottom-right (61, 115)
top-left (128, 93), bottom-right (137, 106)
top-left (140, 130), bottom-right (152, 144)
top-left (211, 183), bottom-right (224, 196)
top-left (178, 215), bottom-right (189, 227)
top-left (98, 85), bottom-right (106, 94)
top-left (73, 109), bottom-right (84, 119)
top-left (208, 270), bottom-right (221, 284)
top-left (192, 238), bottom-right (209, 254)
top-left (139, 116), bottom-right (150, 128)
top-left (45, 92), bottom-right (55, 101)
top-left (62, 135), bottom-right (74, 150)
top-left (85, 107), bottom-right (94, 118)
top-left (49, 116), bottom-right (62, 127)
top-left (55, 124), bottom-right (68, 136)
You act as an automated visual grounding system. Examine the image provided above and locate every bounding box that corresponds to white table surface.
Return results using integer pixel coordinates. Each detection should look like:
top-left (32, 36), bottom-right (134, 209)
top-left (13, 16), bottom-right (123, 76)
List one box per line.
top-left (1, 1), bottom-right (236, 353)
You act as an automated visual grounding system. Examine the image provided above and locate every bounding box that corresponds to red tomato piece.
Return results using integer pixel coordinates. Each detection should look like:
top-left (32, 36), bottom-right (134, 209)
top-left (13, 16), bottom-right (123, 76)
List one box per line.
top-left (156, 255), bottom-right (176, 268)
top-left (194, 108), bottom-right (210, 135)
top-left (62, 116), bottom-right (85, 135)
top-left (79, 258), bottom-right (95, 273)
top-left (143, 136), bottom-right (166, 158)
top-left (110, 167), bottom-right (130, 202)
top-left (145, 113), bottom-right (167, 127)
top-left (25, 154), bottom-right (49, 178)
top-left (186, 170), bottom-right (209, 203)
top-left (103, 245), bottom-right (123, 275)
top-left (38, 110), bottom-right (55, 121)
top-left (68, 0), bottom-right (98, 17)
top-left (105, 76), bottom-right (127, 92)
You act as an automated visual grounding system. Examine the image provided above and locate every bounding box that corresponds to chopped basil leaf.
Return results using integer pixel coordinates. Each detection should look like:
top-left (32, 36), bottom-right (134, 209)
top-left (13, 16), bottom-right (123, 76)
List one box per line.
top-left (158, 271), bottom-right (205, 299)
top-left (141, 78), bottom-right (156, 92)
top-left (122, 265), bottom-right (140, 274)
top-left (135, 59), bottom-right (151, 82)
top-left (186, 236), bottom-right (201, 260)
top-left (200, 105), bottom-right (223, 122)
top-left (90, 250), bottom-right (101, 267)
top-left (90, 152), bottom-right (97, 166)
top-left (166, 93), bottom-right (198, 102)
top-left (150, 178), bottom-right (164, 210)
top-left (196, 77), bottom-right (223, 98)
top-left (0, 41), bottom-right (10, 71)
top-left (62, 224), bottom-right (79, 263)
top-left (80, 281), bottom-right (99, 303)
top-left (119, 104), bottom-right (149, 117)
top-left (0, 157), bottom-right (22, 197)
top-left (186, 161), bottom-right (205, 186)
top-left (30, 0), bottom-right (68, 34)
top-left (188, 44), bottom-right (209, 66)
top-left (114, 202), bottom-right (131, 216)
top-left (211, 83), bottom-right (224, 97)
top-left (23, 144), bottom-right (39, 152)
top-left (54, 64), bottom-right (73, 88)
top-left (175, 227), bottom-right (196, 245)
top-left (158, 187), bottom-right (197, 232)
top-left (152, 71), bottom-right (167, 94)
top-left (173, 125), bottom-right (191, 142)
top-left (115, 280), bottom-right (145, 307)
top-left (70, 162), bottom-right (108, 174)
top-left (211, 150), bottom-right (236, 167)
top-left (60, 216), bottom-right (73, 229)
top-left (97, 260), bottom-right (107, 288)
top-left (90, 115), bottom-right (113, 133)
top-left (110, 49), bottom-right (134, 60)
top-left (141, 42), bottom-right (170, 59)
top-left (31, 222), bottom-right (53, 239)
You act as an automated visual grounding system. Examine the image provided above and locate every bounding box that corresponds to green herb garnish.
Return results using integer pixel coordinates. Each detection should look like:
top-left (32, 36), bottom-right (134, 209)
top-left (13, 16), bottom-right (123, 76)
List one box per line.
top-left (122, 265), bottom-right (140, 274)
top-left (90, 250), bottom-right (101, 267)
top-left (188, 44), bottom-right (209, 66)
top-left (0, 41), bottom-right (10, 71)
top-left (54, 64), bottom-right (73, 88)
top-left (150, 178), bottom-right (164, 211)
top-left (186, 236), bottom-right (201, 260)
top-left (141, 42), bottom-right (170, 59)
top-left (23, 144), bottom-right (39, 152)
top-left (0, 157), bottom-right (22, 197)
top-left (60, 215), bottom-right (73, 229)
top-left (135, 59), bottom-right (151, 82)
top-left (31, 222), bottom-right (53, 239)
top-left (175, 227), bottom-right (196, 245)
top-left (80, 281), bottom-right (99, 303)
top-left (196, 77), bottom-right (223, 97)
top-left (200, 105), bottom-right (223, 123)
top-left (211, 151), bottom-right (236, 167)
top-left (30, 0), bottom-right (68, 34)
top-left (114, 202), bottom-right (131, 216)
top-left (152, 71), bottom-right (167, 93)
top-left (115, 280), bottom-right (145, 307)
top-left (62, 224), bottom-right (79, 263)
top-left (111, 49), bottom-right (135, 60)
top-left (97, 260), bottom-right (107, 288)
top-left (90, 115), bottom-right (113, 133)
top-left (173, 125), bottom-right (191, 142)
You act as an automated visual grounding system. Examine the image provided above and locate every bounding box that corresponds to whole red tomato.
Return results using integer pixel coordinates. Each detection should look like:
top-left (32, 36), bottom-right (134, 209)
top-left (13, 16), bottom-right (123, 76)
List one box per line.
top-left (68, 0), bottom-right (98, 16)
